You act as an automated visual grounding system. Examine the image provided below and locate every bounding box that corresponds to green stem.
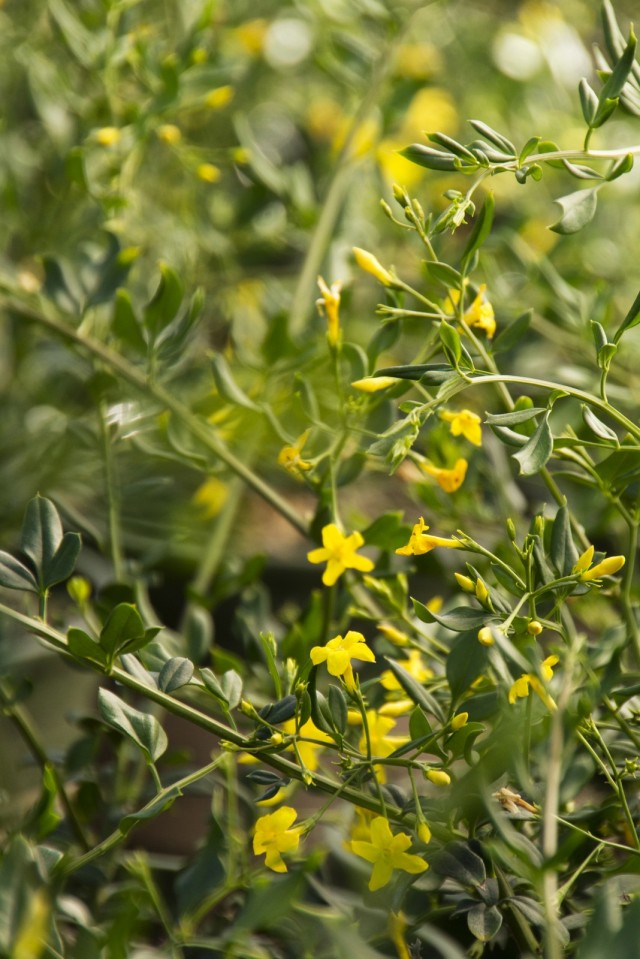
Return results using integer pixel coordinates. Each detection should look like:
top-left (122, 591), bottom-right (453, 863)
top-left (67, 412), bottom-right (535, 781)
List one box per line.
top-left (3, 298), bottom-right (309, 536)
top-left (0, 603), bottom-right (404, 823)
top-left (0, 680), bottom-right (91, 851)
top-left (98, 400), bottom-right (125, 582)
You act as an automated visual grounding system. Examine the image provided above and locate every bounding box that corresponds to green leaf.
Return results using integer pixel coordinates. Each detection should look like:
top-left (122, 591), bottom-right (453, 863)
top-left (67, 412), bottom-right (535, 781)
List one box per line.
top-left (428, 132), bottom-right (477, 160)
top-left (361, 511), bottom-right (407, 550)
top-left (461, 192), bottom-right (494, 270)
top-left (550, 505), bottom-right (579, 576)
top-left (446, 630), bottom-right (489, 701)
top-left (400, 144), bottom-right (459, 172)
top-left (432, 841), bottom-right (486, 886)
top-left (0, 552), bottom-right (38, 592)
top-left (158, 657), bottom-right (194, 693)
top-left (43, 532), bottom-right (82, 588)
top-left (613, 288), bottom-right (640, 344)
top-left (143, 262), bottom-right (184, 337)
top-left (607, 152), bottom-right (633, 181)
top-left (445, 721), bottom-right (485, 763)
top-left (409, 706), bottom-right (433, 741)
top-left (210, 352), bottom-right (261, 411)
top-left (425, 260), bottom-right (462, 287)
top-left (439, 319), bottom-right (462, 365)
top-left (591, 319), bottom-right (608, 353)
top-left (519, 135), bottom-right (540, 163)
top-left (259, 694), bottom-right (297, 726)
top-left (468, 120), bottom-right (516, 155)
top-left (550, 188), bottom-right (599, 234)
top-left (228, 872), bottom-right (306, 937)
top-left (98, 688), bottom-right (168, 761)
top-left (48, 0), bottom-right (101, 67)
top-left (221, 670), bottom-right (243, 709)
top-left (41, 255), bottom-right (81, 314)
top-left (484, 407), bottom-right (546, 426)
top-left (492, 309), bottom-right (532, 354)
top-left (413, 599), bottom-right (492, 633)
top-left (467, 903), bottom-right (503, 942)
top-left (21, 495), bottom-right (63, 589)
top-left (113, 289), bottom-right (147, 354)
top-left (119, 784), bottom-right (183, 836)
top-left (579, 78), bottom-right (599, 125)
top-left (581, 405), bottom-right (618, 443)
top-left (327, 684), bottom-right (348, 735)
top-left (67, 627), bottom-right (108, 668)
top-left (599, 24), bottom-right (637, 101)
top-left (512, 413), bottom-right (553, 475)
top-left (99, 603), bottom-right (145, 660)
top-left (382, 656), bottom-right (444, 721)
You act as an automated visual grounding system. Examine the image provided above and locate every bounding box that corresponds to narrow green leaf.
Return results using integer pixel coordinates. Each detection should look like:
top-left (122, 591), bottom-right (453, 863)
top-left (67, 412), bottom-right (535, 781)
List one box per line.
top-left (591, 320), bottom-right (608, 353)
top-left (550, 188), bottom-right (599, 235)
top-left (220, 670), bottom-right (243, 709)
top-left (579, 78), bottom-right (599, 125)
top-left (468, 120), bottom-right (516, 155)
top-left (432, 841), bottom-right (486, 886)
top-left (461, 193), bottom-right (495, 269)
top-left (119, 784), bottom-right (183, 836)
top-left (424, 260), bottom-right (462, 287)
top-left (550, 505), bottom-right (580, 576)
top-left (413, 599), bottom-right (491, 632)
top-left (488, 425), bottom-right (528, 448)
top-left (210, 352), bottom-right (260, 411)
top-left (519, 136), bottom-right (540, 163)
top-left (428, 132), bottom-right (477, 160)
top-left (606, 152), bottom-right (633, 181)
top-left (613, 288), bottom-right (640, 343)
top-left (484, 407), bottom-right (546, 426)
top-left (383, 656), bottom-right (444, 720)
top-left (143, 262), bottom-right (184, 337)
top-left (446, 630), bottom-right (489, 701)
top-left (600, 25), bottom-right (637, 101)
top-left (327, 684), bottom-right (348, 735)
top-left (582, 405), bottom-right (618, 443)
top-left (512, 413), bottom-right (553, 475)
top-left (158, 657), bottom-right (194, 693)
top-left (492, 310), bottom-right (532, 354)
top-left (113, 289), bottom-right (147, 354)
top-left (0, 552), bottom-right (38, 592)
top-left (439, 319), bottom-right (462, 364)
top-left (400, 144), bottom-right (459, 172)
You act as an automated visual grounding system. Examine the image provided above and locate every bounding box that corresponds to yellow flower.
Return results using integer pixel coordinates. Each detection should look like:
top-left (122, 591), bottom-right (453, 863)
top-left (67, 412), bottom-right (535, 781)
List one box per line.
top-left (351, 816), bottom-right (428, 891)
top-left (416, 821), bottom-right (432, 844)
top-left (380, 649), bottom-right (433, 691)
top-left (464, 284), bottom-right (496, 338)
top-left (316, 276), bottom-right (342, 347)
top-left (358, 710), bottom-right (408, 782)
top-left (95, 126), bottom-right (120, 146)
top-left (205, 85), bottom-right (234, 109)
top-left (421, 458), bottom-right (468, 493)
top-left (253, 806), bottom-right (303, 873)
top-left (440, 409), bottom-right (482, 447)
top-left (282, 717), bottom-right (332, 772)
top-left (157, 124), bottom-right (181, 145)
top-left (310, 630), bottom-right (376, 692)
top-left (277, 429), bottom-right (312, 475)
top-left (351, 376), bottom-right (401, 392)
top-left (352, 247), bottom-right (394, 286)
top-left (527, 620), bottom-right (543, 636)
top-left (395, 516), bottom-right (462, 556)
top-left (197, 163), bottom-right (221, 183)
top-left (307, 523), bottom-right (374, 586)
top-left (192, 476), bottom-right (229, 518)
top-left (573, 545), bottom-right (626, 581)
top-left (455, 572), bottom-right (475, 593)
top-left (508, 655), bottom-right (559, 710)
top-left (425, 769), bottom-right (451, 787)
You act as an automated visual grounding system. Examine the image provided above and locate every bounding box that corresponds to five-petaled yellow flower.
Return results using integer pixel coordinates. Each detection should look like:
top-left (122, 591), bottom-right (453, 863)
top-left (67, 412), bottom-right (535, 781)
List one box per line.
top-left (310, 630), bottom-right (376, 692)
top-left (395, 517), bottom-right (462, 556)
top-left (440, 409), bottom-right (482, 447)
top-left (508, 655), bottom-right (559, 711)
top-left (573, 545), bottom-right (625, 582)
top-left (253, 806), bottom-right (303, 873)
top-left (316, 276), bottom-right (342, 347)
top-left (421, 458), bottom-right (468, 493)
top-left (351, 815), bottom-right (428, 891)
top-left (278, 429), bottom-right (312, 475)
top-left (307, 523), bottom-right (374, 586)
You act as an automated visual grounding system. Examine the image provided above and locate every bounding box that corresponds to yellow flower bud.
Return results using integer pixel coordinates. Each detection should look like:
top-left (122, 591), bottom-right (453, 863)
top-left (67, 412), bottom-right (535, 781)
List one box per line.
top-left (352, 247), bottom-right (394, 286)
top-left (351, 376), bottom-right (400, 392)
top-left (527, 620), bottom-right (543, 636)
top-left (425, 769), bottom-right (451, 787)
top-left (477, 626), bottom-right (494, 646)
top-left (269, 733), bottom-right (283, 746)
top-left (475, 578), bottom-right (489, 604)
top-left (95, 126), bottom-right (121, 146)
top-left (197, 163), bottom-right (221, 183)
top-left (205, 85), bottom-right (234, 109)
top-left (451, 712), bottom-right (469, 731)
top-left (581, 555), bottom-right (626, 581)
top-left (157, 124), bottom-right (181, 145)
top-left (417, 821), bottom-right (432, 844)
top-left (455, 572), bottom-right (475, 593)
